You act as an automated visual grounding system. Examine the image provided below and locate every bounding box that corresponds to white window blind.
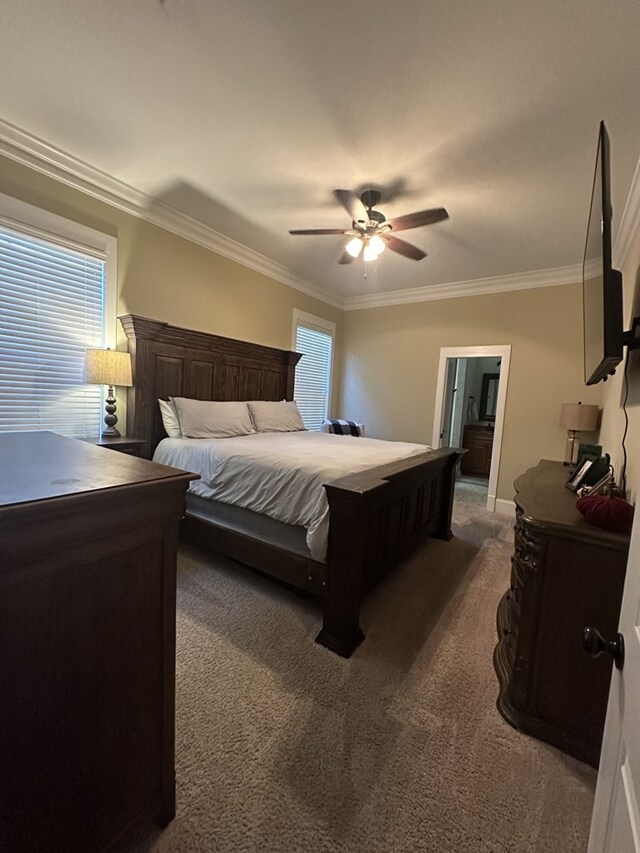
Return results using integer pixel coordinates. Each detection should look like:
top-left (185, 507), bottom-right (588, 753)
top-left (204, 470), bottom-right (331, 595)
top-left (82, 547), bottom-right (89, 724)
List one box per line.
top-left (294, 322), bottom-right (333, 431)
top-left (0, 225), bottom-right (106, 437)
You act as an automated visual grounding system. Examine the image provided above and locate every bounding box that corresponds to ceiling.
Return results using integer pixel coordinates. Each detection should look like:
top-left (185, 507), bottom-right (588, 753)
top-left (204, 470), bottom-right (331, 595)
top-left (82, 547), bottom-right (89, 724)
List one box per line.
top-left (1, 0), bottom-right (640, 306)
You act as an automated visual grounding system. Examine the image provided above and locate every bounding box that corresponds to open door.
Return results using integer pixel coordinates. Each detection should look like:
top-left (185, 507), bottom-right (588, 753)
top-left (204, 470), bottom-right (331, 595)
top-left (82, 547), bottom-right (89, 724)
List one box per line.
top-left (588, 504), bottom-right (640, 851)
top-left (431, 345), bottom-right (511, 512)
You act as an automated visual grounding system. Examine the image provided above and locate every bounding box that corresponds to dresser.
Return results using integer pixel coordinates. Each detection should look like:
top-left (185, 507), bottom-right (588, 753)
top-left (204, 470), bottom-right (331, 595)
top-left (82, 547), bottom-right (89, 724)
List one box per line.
top-left (460, 425), bottom-right (493, 477)
top-left (0, 432), bottom-right (195, 852)
top-left (494, 460), bottom-right (629, 767)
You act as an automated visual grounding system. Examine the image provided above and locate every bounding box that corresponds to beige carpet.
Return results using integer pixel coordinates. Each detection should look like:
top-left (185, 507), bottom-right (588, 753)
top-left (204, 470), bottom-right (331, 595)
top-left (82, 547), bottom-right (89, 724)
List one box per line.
top-left (119, 483), bottom-right (596, 853)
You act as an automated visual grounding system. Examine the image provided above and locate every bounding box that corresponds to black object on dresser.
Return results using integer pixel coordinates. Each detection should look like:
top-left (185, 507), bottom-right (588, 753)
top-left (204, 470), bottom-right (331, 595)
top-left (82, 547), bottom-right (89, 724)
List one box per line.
top-left (494, 459), bottom-right (630, 767)
top-left (0, 432), bottom-right (195, 853)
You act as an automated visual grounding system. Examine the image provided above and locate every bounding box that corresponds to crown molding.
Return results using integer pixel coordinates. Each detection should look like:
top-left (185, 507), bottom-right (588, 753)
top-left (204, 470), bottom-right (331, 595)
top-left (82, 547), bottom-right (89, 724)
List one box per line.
top-left (614, 147), bottom-right (640, 271)
top-left (343, 263), bottom-right (582, 310)
top-left (3, 117), bottom-right (638, 315)
top-left (0, 119), bottom-right (343, 310)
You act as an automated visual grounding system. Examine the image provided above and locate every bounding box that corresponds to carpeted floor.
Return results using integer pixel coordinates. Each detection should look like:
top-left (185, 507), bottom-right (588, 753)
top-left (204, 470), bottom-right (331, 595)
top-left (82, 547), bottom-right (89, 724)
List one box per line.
top-left (119, 483), bottom-right (596, 853)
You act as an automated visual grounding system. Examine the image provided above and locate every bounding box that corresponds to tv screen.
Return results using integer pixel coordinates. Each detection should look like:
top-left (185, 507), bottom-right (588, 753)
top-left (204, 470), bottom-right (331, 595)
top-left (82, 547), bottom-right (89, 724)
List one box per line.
top-left (582, 121), bottom-right (623, 385)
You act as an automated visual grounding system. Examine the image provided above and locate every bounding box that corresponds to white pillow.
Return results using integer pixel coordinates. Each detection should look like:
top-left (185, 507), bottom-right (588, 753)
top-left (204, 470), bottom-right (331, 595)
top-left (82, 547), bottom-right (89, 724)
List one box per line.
top-left (172, 397), bottom-right (255, 439)
top-left (247, 400), bottom-right (305, 433)
top-left (158, 399), bottom-right (182, 438)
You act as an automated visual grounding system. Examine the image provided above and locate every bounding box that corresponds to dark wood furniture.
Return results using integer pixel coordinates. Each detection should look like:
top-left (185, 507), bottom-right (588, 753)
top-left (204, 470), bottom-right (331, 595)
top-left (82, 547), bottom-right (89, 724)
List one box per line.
top-left (460, 424), bottom-right (493, 477)
top-left (494, 459), bottom-right (629, 767)
top-left (82, 435), bottom-right (148, 456)
top-left (121, 314), bottom-right (462, 657)
top-left (0, 431), bottom-right (195, 853)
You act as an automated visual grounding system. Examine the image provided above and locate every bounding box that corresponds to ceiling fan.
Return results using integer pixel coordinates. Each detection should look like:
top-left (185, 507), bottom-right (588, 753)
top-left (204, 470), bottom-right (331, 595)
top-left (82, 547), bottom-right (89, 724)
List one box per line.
top-left (289, 189), bottom-right (449, 264)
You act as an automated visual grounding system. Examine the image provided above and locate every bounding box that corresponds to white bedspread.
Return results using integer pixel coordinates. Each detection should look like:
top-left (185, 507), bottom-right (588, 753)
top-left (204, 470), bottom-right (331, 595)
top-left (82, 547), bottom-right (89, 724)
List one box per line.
top-left (153, 431), bottom-right (431, 561)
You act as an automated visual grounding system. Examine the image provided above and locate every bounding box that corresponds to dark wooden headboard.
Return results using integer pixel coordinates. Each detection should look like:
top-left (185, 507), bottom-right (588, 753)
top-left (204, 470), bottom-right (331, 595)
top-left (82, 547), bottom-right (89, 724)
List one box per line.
top-left (119, 315), bottom-right (301, 458)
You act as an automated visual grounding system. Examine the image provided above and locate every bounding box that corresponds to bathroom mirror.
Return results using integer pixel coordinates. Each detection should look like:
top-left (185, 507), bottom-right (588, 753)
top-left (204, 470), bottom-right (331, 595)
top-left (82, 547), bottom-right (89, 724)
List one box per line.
top-left (480, 373), bottom-right (499, 421)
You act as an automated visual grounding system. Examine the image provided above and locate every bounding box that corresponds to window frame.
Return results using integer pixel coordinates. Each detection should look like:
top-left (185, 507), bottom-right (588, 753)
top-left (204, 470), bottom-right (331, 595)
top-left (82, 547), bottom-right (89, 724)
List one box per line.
top-left (0, 192), bottom-right (118, 436)
top-left (0, 192), bottom-right (117, 346)
top-left (291, 308), bottom-right (336, 429)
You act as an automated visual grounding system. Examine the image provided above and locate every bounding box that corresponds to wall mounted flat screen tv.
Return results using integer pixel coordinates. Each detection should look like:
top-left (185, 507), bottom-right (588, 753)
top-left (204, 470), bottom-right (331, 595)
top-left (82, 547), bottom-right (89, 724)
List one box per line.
top-left (582, 121), bottom-right (624, 385)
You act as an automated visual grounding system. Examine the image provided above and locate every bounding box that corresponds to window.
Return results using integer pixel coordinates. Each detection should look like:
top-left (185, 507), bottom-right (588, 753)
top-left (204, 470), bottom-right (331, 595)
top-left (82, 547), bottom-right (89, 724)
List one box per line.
top-left (292, 309), bottom-right (335, 431)
top-left (0, 194), bottom-right (117, 437)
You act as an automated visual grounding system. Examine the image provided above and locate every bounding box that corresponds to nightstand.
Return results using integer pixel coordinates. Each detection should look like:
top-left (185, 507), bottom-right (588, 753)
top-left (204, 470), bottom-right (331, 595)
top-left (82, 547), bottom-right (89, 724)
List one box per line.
top-left (83, 436), bottom-right (148, 457)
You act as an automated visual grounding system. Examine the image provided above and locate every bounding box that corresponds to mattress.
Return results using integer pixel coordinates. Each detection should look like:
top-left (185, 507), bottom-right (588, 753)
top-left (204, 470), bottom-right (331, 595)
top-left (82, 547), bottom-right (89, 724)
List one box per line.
top-left (186, 493), bottom-right (312, 559)
top-left (153, 431), bottom-right (431, 561)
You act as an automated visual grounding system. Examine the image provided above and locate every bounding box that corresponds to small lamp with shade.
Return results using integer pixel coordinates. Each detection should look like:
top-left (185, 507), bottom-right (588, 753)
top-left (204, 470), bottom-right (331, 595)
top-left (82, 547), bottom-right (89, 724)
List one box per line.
top-left (84, 348), bottom-right (133, 438)
top-left (559, 402), bottom-right (600, 467)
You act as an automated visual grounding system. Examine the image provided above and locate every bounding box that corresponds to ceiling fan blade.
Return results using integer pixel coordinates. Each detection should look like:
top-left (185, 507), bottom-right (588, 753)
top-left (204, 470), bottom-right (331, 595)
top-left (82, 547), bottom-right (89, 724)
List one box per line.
top-left (383, 234), bottom-right (427, 261)
top-left (334, 189), bottom-right (369, 225)
top-left (389, 207), bottom-right (449, 232)
top-left (289, 228), bottom-right (350, 235)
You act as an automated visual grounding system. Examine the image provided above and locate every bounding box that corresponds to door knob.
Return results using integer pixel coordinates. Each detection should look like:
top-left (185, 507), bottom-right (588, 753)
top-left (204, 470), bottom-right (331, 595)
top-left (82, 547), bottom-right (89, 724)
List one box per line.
top-left (582, 626), bottom-right (625, 670)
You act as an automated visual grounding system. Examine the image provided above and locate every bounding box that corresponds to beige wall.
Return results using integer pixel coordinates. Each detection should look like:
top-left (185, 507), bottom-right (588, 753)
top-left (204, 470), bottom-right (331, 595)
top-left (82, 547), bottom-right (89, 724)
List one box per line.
top-left (338, 284), bottom-right (602, 501)
top-left (0, 153), bottom-right (342, 373)
top-left (2, 150), bottom-right (625, 507)
top-left (599, 225), bottom-right (640, 501)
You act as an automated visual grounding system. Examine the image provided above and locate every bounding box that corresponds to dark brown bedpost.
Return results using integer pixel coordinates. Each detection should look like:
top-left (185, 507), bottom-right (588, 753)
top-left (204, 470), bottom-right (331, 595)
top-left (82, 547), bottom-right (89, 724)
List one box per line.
top-left (284, 351), bottom-right (299, 400)
top-left (434, 449), bottom-right (463, 541)
top-left (316, 485), bottom-right (372, 657)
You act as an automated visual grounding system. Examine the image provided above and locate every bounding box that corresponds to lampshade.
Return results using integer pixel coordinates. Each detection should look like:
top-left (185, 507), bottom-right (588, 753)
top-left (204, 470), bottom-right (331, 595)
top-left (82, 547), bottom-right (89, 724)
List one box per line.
top-left (84, 348), bottom-right (133, 387)
top-left (369, 234), bottom-right (386, 255)
top-left (363, 242), bottom-right (380, 262)
top-left (345, 235), bottom-right (386, 261)
top-left (560, 402), bottom-right (599, 431)
top-left (345, 237), bottom-right (363, 258)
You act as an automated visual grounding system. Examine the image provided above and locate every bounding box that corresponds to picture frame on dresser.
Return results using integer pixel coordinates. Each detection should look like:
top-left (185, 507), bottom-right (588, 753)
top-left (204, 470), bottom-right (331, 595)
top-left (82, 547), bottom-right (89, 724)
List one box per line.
top-left (566, 457), bottom-right (594, 491)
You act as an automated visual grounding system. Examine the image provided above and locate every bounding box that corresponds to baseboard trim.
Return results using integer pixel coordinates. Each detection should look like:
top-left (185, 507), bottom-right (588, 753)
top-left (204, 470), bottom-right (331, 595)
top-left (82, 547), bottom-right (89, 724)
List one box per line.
top-left (494, 498), bottom-right (516, 516)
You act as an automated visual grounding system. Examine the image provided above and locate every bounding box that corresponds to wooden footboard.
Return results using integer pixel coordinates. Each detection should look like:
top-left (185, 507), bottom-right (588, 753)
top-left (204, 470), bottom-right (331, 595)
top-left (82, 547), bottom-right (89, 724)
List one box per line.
top-left (316, 448), bottom-right (462, 657)
top-left (119, 314), bottom-right (463, 658)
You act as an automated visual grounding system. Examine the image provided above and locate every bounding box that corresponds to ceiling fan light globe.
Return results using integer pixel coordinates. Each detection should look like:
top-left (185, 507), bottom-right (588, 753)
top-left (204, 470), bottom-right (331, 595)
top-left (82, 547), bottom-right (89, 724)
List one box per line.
top-left (363, 243), bottom-right (380, 262)
top-left (345, 237), bottom-right (363, 258)
top-left (369, 234), bottom-right (386, 255)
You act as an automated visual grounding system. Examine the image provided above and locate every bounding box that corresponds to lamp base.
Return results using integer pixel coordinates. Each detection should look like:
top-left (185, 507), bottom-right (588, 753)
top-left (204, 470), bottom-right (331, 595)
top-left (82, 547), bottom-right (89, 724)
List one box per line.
top-left (101, 425), bottom-right (121, 438)
top-left (564, 430), bottom-right (580, 467)
top-left (102, 386), bottom-right (121, 438)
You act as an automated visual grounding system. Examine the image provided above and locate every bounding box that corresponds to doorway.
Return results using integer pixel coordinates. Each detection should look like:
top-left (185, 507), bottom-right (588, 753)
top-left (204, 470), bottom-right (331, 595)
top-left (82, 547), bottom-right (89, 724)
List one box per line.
top-left (432, 345), bottom-right (511, 512)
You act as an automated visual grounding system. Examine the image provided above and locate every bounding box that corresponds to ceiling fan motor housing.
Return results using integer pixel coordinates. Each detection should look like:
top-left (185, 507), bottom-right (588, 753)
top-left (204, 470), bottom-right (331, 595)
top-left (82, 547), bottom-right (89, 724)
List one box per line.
top-left (367, 209), bottom-right (386, 225)
top-left (360, 189), bottom-right (382, 210)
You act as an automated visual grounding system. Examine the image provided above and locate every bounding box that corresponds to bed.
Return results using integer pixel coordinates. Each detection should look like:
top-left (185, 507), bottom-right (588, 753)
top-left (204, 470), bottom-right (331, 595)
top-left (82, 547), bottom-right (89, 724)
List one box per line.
top-left (120, 314), bottom-right (462, 657)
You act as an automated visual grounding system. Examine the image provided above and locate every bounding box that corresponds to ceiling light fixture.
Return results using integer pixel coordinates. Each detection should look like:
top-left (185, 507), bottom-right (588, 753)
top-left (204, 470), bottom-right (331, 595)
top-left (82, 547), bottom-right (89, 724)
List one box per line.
top-left (290, 189), bottom-right (449, 267)
top-left (345, 234), bottom-right (387, 262)
top-left (345, 236), bottom-right (363, 258)
top-left (362, 241), bottom-right (379, 262)
top-left (369, 234), bottom-right (386, 256)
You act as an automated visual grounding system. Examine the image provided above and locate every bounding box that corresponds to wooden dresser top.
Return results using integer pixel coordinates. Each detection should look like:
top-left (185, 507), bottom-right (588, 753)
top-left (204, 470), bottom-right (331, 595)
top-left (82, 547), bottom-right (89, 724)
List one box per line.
top-left (0, 431), bottom-right (196, 508)
top-left (514, 459), bottom-right (629, 549)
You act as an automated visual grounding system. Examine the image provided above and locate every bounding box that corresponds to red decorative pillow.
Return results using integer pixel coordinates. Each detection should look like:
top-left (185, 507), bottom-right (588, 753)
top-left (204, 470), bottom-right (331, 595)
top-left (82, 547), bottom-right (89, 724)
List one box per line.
top-left (576, 494), bottom-right (634, 533)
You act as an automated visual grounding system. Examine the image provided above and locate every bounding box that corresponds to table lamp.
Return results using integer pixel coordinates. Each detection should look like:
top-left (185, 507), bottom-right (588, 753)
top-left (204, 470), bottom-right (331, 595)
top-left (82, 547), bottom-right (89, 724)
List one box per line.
top-left (84, 348), bottom-right (133, 437)
top-left (559, 402), bottom-right (600, 466)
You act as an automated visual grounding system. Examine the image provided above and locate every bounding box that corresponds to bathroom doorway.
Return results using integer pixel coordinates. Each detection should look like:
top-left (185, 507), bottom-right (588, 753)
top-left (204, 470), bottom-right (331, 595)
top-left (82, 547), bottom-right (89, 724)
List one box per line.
top-left (432, 345), bottom-right (511, 512)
